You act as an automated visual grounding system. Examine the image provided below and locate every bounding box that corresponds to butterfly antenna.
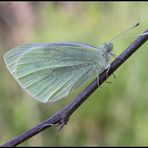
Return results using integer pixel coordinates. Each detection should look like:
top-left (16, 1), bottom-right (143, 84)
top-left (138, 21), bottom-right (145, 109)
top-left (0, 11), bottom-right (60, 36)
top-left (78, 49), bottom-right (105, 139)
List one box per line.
top-left (110, 23), bottom-right (140, 42)
top-left (110, 32), bottom-right (148, 42)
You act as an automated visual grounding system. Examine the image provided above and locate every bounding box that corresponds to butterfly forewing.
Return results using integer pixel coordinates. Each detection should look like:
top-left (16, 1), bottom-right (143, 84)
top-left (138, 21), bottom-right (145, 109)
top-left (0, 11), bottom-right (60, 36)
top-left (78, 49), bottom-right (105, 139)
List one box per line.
top-left (3, 44), bottom-right (45, 76)
top-left (4, 43), bottom-right (102, 103)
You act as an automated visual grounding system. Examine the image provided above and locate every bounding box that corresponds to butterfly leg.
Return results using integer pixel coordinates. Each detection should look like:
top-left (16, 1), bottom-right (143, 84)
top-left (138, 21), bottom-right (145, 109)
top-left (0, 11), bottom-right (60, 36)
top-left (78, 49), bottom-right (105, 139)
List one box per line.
top-left (105, 81), bottom-right (112, 84)
top-left (96, 74), bottom-right (103, 89)
top-left (105, 64), bottom-right (110, 78)
top-left (111, 52), bottom-right (124, 61)
top-left (105, 64), bottom-right (116, 83)
top-left (105, 64), bottom-right (113, 83)
top-left (94, 66), bottom-right (100, 86)
top-left (96, 72), bottom-right (100, 86)
top-left (113, 73), bottom-right (116, 79)
top-left (111, 53), bottom-right (117, 59)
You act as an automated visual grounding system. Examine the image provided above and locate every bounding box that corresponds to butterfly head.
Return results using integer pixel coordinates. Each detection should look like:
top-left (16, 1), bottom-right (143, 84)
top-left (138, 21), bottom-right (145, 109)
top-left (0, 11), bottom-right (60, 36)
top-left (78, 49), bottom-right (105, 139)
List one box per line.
top-left (103, 42), bottom-right (113, 54)
top-left (97, 42), bottom-right (113, 64)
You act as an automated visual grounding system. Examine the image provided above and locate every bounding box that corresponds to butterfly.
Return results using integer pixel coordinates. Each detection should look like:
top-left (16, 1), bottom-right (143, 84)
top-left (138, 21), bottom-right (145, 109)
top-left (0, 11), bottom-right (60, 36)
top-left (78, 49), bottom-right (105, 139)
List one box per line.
top-left (3, 23), bottom-right (141, 103)
top-left (3, 42), bottom-right (113, 103)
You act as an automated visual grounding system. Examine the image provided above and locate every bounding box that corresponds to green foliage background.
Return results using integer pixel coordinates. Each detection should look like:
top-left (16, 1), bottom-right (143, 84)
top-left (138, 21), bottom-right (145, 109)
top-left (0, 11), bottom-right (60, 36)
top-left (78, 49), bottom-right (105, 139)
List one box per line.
top-left (0, 2), bottom-right (148, 146)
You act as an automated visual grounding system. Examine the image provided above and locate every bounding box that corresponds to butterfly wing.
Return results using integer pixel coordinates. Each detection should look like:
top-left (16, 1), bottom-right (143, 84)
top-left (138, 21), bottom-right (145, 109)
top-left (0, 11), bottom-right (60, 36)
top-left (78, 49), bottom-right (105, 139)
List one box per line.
top-left (3, 43), bottom-right (45, 77)
top-left (4, 43), bottom-right (100, 103)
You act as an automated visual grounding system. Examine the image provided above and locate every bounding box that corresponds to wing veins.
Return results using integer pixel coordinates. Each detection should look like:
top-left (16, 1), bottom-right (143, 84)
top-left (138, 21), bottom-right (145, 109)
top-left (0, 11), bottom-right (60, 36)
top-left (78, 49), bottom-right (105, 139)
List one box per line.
top-left (34, 64), bottom-right (90, 98)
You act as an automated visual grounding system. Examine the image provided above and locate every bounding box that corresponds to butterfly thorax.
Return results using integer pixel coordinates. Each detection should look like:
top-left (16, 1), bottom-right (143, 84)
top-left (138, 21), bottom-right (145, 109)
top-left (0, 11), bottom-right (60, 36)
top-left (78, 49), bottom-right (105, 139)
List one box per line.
top-left (94, 42), bottom-right (113, 73)
top-left (98, 42), bottom-right (113, 63)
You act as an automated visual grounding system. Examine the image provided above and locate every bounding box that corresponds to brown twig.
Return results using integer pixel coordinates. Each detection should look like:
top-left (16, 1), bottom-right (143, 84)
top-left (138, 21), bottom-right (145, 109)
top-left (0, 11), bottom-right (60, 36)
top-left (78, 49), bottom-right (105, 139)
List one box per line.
top-left (1, 29), bottom-right (148, 147)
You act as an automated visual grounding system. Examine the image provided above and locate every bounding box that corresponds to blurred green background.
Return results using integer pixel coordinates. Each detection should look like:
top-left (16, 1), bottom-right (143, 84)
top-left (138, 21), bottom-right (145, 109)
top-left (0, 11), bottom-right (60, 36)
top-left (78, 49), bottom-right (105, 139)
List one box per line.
top-left (0, 2), bottom-right (148, 146)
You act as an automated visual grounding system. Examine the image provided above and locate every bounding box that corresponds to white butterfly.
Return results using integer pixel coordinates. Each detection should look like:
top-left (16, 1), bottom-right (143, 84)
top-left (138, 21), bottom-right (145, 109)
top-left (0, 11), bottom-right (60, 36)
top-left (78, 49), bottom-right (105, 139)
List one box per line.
top-left (3, 42), bottom-right (113, 103)
top-left (4, 23), bottom-right (142, 103)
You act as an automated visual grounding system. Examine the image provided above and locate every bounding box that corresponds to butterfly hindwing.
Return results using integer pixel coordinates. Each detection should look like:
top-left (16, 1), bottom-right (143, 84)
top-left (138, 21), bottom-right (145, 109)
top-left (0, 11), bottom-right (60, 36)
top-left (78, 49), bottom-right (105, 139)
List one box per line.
top-left (3, 43), bottom-right (45, 77)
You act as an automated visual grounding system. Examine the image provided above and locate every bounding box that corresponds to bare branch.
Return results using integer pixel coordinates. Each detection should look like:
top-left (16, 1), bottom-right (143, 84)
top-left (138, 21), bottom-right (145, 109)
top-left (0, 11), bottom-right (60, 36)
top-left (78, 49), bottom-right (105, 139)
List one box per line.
top-left (1, 29), bottom-right (148, 147)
